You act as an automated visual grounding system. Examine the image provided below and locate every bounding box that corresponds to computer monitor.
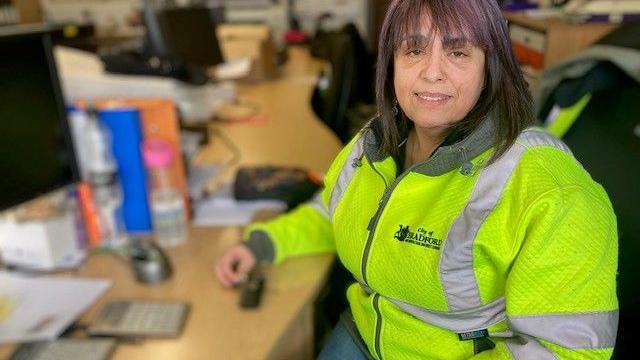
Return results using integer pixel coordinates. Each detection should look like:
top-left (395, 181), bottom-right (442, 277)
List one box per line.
top-left (157, 6), bottom-right (225, 67)
top-left (0, 25), bottom-right (79, 212)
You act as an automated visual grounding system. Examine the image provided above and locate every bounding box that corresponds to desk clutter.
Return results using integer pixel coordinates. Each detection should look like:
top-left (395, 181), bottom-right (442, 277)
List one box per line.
top-left (0, 21), bottom-right (340, 358)
top-left (9, 339), bottom-right (116, 360)
top-left (6, 299), bottom-right (190, 360)
top-left (87, 300), bottom-right (189, 339)
top-left (191, 166), bottom-right (322, 227)
top-left (0, 271), bottom-right (111, 344)
top-left (0, 269), bottom-right (190, 347)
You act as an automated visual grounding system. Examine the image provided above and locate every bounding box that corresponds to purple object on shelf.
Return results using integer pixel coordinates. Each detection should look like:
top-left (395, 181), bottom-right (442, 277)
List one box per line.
top-left (503, 1), bottom-right (539, 12)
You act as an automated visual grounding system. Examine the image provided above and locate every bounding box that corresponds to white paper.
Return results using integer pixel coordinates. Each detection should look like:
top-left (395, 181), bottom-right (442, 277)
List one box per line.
top-left (192, 182), bottom-right (287, 227)
top-left (0, 271), bottom-right (111, 344)
top-left (214, 57), bottom-right (253, 81)
top-left (192, 197), bottom-right (286, 227)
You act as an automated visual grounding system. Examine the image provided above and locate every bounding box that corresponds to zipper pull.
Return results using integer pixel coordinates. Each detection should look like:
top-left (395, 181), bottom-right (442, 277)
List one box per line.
top-left (367, 200), bottom-right (384, 231)
top-left (352, 154), bottom-right (363, 168)
top-left (459, 147), bottom-right (473, 176)
top-left (367, 216), bottom-right (375, 231)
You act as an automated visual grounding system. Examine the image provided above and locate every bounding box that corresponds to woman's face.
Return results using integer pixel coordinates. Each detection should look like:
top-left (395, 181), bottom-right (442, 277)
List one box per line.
top-left (393, 21), bottom-right (486, 133)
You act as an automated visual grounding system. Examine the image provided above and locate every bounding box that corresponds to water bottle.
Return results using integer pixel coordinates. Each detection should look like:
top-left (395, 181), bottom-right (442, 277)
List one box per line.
top-left (142, 139), bottom-right (187, 247)
top-left (84, 110), bottom-right (127, 248)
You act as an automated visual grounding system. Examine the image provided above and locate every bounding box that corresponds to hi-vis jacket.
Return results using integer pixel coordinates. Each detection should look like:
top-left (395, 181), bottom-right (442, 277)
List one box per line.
top-left (244, 116), bottom-right (618, 359)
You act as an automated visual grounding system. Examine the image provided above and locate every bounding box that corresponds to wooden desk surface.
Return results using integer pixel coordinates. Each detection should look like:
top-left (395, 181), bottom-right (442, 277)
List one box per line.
top-left (0, 46), bottom-right (342, 360)
top-left (199, 46), bottom-right (342, 181)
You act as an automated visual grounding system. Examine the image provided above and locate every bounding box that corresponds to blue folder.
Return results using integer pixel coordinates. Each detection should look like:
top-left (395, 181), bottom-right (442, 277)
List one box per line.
top-left (98, 108), bottom-right (152, 233)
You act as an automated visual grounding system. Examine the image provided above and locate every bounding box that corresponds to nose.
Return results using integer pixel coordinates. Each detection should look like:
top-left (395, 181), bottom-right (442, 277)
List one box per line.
top-left (419, 51), bottom-right (445, 83)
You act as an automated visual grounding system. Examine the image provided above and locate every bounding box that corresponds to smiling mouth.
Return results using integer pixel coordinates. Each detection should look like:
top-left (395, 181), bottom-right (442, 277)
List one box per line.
top-left (414, 92), bottom-right (452, 105)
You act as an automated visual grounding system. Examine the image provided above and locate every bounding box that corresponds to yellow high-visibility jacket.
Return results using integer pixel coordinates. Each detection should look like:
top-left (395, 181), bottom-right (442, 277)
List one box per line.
top-left (245, 116), bottom-right (618, 359)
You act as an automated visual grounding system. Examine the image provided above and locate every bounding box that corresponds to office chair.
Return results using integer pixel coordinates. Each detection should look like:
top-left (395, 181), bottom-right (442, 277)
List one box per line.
top-left (310, 24), bottom-right (374, 144)
top-left (536, 22), bottom-right (640, 358)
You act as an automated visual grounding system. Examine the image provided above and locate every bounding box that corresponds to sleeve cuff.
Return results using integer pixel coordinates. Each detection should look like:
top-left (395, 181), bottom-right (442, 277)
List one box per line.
top-left (244, 230), bottom-right (275, 263)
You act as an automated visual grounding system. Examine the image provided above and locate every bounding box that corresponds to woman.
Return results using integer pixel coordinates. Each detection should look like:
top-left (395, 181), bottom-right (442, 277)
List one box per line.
top-left (216, 0), bottom-right (619, 358)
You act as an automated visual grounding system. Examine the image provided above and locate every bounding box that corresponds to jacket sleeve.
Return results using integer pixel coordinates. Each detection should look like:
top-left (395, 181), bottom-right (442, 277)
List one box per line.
top-left (243, 135), bottom-right (362, 264)
top-left (472, 185), bottom-right (619, 359)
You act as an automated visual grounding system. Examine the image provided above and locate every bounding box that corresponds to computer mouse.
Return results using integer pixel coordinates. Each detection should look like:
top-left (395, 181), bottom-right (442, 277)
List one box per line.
top-left (130, 240), bottom-right (173, 284)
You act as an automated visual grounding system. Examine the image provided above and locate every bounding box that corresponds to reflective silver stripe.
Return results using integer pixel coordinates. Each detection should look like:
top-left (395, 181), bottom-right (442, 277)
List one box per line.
top-left (358, 281), bottom-right (505, 333)
top-left (390, 296), bottom-right (506, 333)
top-left (508, 311), bottom-right (618, 349)
top-left (505, 334), bottom-right (558, 360)
top-left (307, 192), bottom-right (330, 219)
top-left (518, 128), bottom-right (572, 154)
top-left (439, 144), bottom-right (526, 310)
top-left (439, 129), bottom-right (572, 312)
top-left (329, 138), bottom-right (364, 217)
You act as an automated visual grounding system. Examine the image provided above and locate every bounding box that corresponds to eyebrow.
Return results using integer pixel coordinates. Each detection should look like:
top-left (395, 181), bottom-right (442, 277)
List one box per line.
top-left (398, 33), bottom-right (471, 50)
top-left (442, 36), bottom-right (471, 50)
top-left (398, 34), bottom-right (431, 49)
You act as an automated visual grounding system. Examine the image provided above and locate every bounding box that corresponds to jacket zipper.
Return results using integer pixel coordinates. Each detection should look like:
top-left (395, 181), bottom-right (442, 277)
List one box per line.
top-left (361, 161), bottom-right (389, 285)
top-left (373, 293), bottom-right (383, 359)
top-left (362, 161), bottom-right (423, 360)
top-left (361, 162), bottom-right (416, 285)
top-left (362, 147), bottom-right (472, 359)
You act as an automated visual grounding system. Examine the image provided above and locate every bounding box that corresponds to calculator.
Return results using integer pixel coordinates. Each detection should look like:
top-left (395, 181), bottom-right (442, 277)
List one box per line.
top-left (87, 300), bottom-right (189, 338)
top-left (10, 338), bottom-right (116, 360)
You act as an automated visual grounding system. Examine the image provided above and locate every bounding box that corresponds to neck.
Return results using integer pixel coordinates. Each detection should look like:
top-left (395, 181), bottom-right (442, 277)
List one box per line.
top-left (405, 126), bottom-right (451, 167)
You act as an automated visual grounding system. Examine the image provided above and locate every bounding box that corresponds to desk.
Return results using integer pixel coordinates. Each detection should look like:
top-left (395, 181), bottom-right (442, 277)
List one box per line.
top-left (203, 46), bottom-right (341, 176)
top-left (0, 46), bottom-right (342, 360)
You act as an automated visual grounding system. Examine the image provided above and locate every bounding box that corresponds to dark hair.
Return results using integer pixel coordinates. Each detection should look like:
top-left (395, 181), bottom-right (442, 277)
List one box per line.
top-left (374, 0), bottom-right (535, 159)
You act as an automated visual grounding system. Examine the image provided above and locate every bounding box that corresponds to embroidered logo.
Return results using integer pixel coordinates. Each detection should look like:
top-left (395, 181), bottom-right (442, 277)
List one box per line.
top-left (394, 225), bottom-right (442, 250)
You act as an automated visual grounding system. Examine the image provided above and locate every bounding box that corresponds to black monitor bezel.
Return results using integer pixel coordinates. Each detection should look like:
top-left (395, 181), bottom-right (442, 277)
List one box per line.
top-left (0, 25), bottom-right (80, 212)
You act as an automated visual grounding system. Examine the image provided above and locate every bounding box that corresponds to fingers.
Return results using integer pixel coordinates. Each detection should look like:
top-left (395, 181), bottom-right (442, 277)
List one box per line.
top-left (215, 246), bottom-right (255, 288)
top-left (236, 251), bottom-right (256, 277)
top-left (215, 260), bottom-right (234, 288)
top-left (217, 253), bottom-right (239, 288)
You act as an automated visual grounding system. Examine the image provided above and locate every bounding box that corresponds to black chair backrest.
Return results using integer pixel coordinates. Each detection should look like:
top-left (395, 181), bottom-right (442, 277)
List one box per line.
top-left (560, 69), bottom-right (639, 360)
top-left (310, 24), bottom-right (374, 143)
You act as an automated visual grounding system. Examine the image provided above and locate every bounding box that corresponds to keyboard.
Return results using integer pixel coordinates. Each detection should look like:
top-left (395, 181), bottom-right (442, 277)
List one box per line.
top-left (87, 300), bottom-right (189, 338)
top-left (10, 339), bottom-right (116, 360)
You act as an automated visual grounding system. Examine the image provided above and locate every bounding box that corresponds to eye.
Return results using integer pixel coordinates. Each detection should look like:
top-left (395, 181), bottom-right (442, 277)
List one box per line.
top-left (406, 49), bottom-right (424, 57)
top-left (450, 51), bottom-right (468, 58)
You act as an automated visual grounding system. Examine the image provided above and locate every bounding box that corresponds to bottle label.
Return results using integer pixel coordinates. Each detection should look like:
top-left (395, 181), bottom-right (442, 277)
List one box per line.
top-left (90, 171), bottom-right (117, 187)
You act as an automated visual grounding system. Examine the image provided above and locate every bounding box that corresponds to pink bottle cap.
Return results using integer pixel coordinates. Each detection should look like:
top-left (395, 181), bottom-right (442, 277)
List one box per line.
top-left (142, 139), bottom-right (174, 168)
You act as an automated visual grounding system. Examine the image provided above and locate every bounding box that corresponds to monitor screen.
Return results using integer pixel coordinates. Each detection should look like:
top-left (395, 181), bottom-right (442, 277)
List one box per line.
top-left (0, 27), bottom-right (78, 211)
top-left (158, 6), bottom-right (225, 67)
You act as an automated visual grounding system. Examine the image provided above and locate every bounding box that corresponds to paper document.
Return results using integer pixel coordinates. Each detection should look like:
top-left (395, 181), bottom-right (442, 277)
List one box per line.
top-left (213, 57), bottom-right (253, 81)
top-left (192, 183), bottom-right (286, 226)
top-left (0, 271), bottom-right (111, 344)
top-left (193, 197), bottom-right (286, 227)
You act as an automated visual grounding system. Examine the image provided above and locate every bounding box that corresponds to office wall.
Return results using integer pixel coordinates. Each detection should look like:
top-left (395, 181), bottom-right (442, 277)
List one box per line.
top-left (40, 0), bottom-right (141, 31)
top-left (12, 0), bottom-right (42, 23)
top-left (295, 0), bottom-right (372, 47)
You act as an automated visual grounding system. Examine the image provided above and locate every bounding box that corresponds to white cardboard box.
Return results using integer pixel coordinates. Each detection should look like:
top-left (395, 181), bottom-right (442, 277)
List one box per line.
top-left (0, 212), bottom-right (83, 271)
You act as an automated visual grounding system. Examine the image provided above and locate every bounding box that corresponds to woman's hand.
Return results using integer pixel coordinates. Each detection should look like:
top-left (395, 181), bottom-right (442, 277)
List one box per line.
top-left (215, 243), bottom-right (256, 288)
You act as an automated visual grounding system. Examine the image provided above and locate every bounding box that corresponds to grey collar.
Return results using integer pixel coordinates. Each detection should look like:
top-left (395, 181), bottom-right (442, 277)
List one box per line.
top-left (363, 113), bottom-right (498, 176)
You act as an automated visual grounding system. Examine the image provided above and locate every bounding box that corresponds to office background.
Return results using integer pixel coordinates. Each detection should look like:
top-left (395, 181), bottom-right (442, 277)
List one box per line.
top-left (0, 0), bottom-right (638, 359)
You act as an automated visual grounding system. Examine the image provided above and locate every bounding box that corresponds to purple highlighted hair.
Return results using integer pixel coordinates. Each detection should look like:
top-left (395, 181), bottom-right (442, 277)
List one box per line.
top-left (374, 0), bottom-right (534, 159)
